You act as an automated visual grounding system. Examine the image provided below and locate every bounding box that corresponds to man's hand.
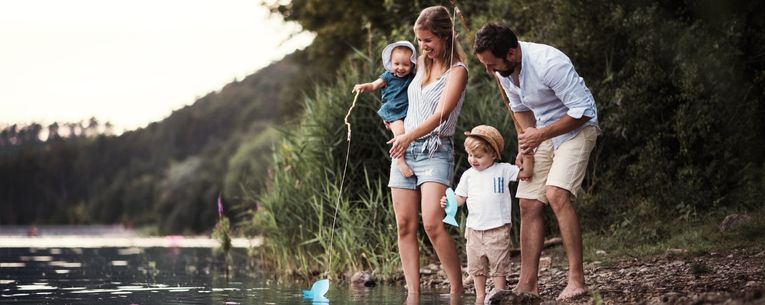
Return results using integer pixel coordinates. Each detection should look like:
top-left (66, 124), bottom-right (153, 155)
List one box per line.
top-left (519, 127), bottom-right (545, 154)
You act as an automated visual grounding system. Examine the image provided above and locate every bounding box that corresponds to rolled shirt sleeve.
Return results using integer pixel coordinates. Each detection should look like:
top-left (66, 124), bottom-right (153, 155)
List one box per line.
top-left (543, 59), bottom-right (597, 120)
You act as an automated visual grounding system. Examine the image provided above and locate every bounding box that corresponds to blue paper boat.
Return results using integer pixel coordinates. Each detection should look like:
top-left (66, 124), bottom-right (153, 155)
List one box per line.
top-left (303, 279), bottom-right (329, 302)
top-left (443, 187), bottom-right (458, 226)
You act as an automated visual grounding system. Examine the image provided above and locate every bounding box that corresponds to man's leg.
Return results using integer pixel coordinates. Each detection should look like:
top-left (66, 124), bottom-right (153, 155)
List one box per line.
top-left (546, 186), bottom-right (587, 300)
top-left (514, 198), bottom-right (545, 294)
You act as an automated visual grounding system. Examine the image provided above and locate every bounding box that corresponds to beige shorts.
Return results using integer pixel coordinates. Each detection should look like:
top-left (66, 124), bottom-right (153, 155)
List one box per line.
top-left (465, 224), bottom-right (512, 277)
top-left (516, 125), bottom-right (598, 204)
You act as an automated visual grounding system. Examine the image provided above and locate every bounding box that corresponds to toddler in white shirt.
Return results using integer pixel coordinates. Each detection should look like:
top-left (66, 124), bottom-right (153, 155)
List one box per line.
top-left (440, 125), bottom-right (519, 304)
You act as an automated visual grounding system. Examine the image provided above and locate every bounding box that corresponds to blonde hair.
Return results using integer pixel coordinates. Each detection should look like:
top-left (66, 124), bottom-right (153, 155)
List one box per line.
top-left (464, 137), bottom-right (495, 157)
top-left (414, 6), bottom-right (465, 82)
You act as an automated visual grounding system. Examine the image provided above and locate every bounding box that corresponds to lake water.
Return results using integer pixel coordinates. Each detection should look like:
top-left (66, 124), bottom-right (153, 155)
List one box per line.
top-left (0, 246), bottom-right (471, 304)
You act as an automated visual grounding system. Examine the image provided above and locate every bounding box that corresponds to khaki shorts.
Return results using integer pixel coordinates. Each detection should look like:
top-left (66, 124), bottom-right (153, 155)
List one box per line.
top-left (465, 224), bottom-right (512, 277)
top-left (516, 125), bottom-right (597, 204)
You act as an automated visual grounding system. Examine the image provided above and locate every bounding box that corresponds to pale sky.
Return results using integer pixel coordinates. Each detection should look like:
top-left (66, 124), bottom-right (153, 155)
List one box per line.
top-left (0, 0), bottom-right (314, 132)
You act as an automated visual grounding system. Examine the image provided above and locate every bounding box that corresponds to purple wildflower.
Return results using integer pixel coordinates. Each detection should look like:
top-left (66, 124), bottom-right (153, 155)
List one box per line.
top-left (217, 193), bottom-right (224, 218)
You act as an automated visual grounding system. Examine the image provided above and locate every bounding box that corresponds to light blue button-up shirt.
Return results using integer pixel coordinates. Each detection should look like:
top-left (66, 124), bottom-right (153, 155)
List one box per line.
top-left (497, 41), bottom-right (599, 149)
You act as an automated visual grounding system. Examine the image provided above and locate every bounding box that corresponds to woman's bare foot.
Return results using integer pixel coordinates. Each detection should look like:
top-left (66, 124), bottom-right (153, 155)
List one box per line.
top-left (404, 294), bottom-right (420, 305)
top-left (556, 284), bottom-right (588, 301)
top-left (396, 158), bottom-right (414, 177)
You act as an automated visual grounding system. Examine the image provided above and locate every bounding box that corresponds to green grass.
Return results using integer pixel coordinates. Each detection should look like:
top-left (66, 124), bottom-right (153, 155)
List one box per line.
top-left (582, 206), bottom-right (765, 263)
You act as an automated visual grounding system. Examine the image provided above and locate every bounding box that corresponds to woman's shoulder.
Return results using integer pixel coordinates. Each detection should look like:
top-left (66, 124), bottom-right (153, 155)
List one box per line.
top-left (451, 61), bottom-right (467, 68)
top-left (445, 62), bottom-right (468, 81)
top-left (447, 62), bottom-right (468, 74)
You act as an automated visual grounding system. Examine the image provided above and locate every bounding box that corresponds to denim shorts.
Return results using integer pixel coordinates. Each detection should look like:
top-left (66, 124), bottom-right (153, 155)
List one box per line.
top-left (388, 137), bottom-right (455, 189)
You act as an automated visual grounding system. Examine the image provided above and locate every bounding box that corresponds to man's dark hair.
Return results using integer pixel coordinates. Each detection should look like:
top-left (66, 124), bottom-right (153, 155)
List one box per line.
top-left (474, 23), bottom-right (519, 58)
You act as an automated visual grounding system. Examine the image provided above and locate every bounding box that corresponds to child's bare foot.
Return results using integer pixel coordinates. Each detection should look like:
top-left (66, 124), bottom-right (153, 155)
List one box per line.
top-left (396, 158), bottom-right (413, 177)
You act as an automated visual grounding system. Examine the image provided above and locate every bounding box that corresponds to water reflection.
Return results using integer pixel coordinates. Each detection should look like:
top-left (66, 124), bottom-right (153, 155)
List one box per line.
top-left (0, 247), bottom-right (475, 304)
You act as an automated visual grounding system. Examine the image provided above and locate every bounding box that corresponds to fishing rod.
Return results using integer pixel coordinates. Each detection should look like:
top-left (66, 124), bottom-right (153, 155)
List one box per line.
top-left (449, 0), bottom-right (534, 174)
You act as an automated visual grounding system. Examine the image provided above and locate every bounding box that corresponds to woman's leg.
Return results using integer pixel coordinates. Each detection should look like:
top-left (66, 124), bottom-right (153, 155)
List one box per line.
top-left (392, 187), bottom-right (421, 294)
top-left (389, 120), bottom-right (413, 177)
top-left (420, 182), bottom-right (463, 295)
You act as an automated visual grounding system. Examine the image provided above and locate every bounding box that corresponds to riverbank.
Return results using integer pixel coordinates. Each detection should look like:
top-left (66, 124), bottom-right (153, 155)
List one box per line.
top-left (416, 246), bottom-right (765, 305)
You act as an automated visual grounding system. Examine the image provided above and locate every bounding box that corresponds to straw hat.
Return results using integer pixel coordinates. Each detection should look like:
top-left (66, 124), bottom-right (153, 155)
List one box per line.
top-left (382, 41), bottom-right (417, 72)
top-left (464, 125), bottom-right (505, 159)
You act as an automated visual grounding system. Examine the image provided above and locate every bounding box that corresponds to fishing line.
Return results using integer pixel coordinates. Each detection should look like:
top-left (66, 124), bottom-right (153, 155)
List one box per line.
top-left (326, 90), bottom-right (360, 275)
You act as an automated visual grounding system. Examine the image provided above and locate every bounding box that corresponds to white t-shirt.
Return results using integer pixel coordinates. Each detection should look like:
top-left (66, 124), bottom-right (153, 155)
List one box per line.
top-left (455, 162), bottom-right (519, 230)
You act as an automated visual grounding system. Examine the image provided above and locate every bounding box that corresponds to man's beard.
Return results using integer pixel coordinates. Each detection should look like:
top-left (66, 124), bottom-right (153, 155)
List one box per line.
top-left (498, 57), bottom-right (517, 77)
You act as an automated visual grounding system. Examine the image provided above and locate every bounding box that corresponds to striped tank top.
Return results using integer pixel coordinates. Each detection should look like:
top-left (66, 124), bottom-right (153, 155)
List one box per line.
top-left (404, 62), bottom-right (467, 155)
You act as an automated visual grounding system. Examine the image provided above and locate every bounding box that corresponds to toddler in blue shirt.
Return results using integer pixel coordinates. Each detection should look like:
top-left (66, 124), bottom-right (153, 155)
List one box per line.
top-left (353, 41), bottom-right (417, 177)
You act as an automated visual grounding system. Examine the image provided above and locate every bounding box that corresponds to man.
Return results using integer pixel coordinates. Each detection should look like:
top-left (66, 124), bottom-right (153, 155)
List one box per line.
top-left (474, 23), bottom-right (599, 301)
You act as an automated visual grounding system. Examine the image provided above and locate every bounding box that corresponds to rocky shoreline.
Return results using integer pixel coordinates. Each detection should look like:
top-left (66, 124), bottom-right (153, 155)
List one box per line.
top-left (412, 247), bottom-right (765, 304)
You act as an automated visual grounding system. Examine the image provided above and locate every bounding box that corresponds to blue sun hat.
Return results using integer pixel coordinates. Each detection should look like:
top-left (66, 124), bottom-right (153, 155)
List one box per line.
top-left (382, 40), bottom-right (417, 72)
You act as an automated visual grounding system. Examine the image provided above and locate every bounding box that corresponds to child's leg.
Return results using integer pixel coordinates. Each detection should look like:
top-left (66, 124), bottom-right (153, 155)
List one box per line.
top-left (473, 275), bottom-right (487, 305)
top-left (389, 119), bottom-right (413, 177)
top-left (492, 275), bottom-right (507, 290)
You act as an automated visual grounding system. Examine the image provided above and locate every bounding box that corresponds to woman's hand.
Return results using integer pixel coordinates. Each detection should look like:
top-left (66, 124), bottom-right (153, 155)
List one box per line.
top-left (387, 133), bottom-right (413, 159)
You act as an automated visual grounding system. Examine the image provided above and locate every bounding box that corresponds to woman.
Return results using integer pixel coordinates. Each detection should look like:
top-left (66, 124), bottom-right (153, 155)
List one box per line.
top-left (387, 5), bottom-right (468, 298)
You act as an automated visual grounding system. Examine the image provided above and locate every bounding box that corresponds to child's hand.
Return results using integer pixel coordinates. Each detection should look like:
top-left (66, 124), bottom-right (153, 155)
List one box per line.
top-left (518, 152), bottom-right (534, 181)
top-left (352, 83), bottom-right (372, 93)
top-left (440, 196), bottom-right (447, 208)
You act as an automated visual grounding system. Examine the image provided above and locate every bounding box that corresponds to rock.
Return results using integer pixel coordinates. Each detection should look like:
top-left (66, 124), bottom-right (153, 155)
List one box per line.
top-left (720, 214), bottom-right (753, 232)
top-left (596, 250), bottom-right (607, 256)
top-left (539, 256), bottom-right (552, 270)
top-left (350, 271), bottom-right (376, 287)
top-left (463, 274), bottom-right (474, 287)
top-left (485, 289), bottom-right (541, 305)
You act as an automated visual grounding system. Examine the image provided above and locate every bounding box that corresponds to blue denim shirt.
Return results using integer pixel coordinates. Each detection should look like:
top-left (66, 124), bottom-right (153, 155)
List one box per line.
top-left (498, 41), bottom-right (599, 149)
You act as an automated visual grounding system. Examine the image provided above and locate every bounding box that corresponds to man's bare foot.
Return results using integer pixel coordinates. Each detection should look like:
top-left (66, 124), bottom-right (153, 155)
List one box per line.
top-left (396, 158), bottom-right (414, 177)
top-left (556, 284), bottom-right (588, 301)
